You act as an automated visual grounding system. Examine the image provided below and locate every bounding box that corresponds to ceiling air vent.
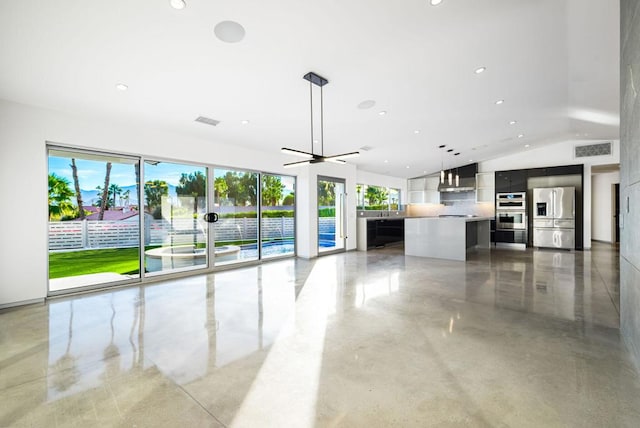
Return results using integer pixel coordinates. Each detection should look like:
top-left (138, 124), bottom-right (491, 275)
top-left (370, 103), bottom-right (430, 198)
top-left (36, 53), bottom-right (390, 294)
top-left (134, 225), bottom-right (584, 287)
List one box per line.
top-left (359, 145), bottom-right (374, 151)
top-left (195, 116), bottom-right (220, 127)
top-left (574, 142), bottom-right (612, 158)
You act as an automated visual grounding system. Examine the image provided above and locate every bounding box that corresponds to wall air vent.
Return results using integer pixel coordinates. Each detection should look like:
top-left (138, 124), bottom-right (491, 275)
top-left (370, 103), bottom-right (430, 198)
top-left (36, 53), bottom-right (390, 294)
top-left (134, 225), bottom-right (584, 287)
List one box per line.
top-left (195, 116), bottom-right (220, 127)
top-left (574, 142), bottom-right (612, 158)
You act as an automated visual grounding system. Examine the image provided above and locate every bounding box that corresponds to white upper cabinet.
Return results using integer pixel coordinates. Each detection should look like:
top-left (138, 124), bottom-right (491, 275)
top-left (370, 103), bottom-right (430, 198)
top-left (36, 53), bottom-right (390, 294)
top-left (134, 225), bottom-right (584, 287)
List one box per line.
top-left (476, 172), bottom-right (495, 203)
top-left (408, 176), bottom-right (440, 204)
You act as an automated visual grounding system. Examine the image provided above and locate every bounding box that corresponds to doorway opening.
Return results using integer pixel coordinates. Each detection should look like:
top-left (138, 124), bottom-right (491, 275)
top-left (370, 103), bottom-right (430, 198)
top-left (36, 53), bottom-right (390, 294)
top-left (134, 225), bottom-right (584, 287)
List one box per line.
top-left (317, 176), bottom-right (346, 254)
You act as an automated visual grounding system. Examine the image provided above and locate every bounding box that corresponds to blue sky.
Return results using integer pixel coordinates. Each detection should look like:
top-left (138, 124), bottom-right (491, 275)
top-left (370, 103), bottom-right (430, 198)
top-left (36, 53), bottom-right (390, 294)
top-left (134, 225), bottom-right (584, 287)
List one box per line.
top-left (48, 156), bottom-right (295, 194)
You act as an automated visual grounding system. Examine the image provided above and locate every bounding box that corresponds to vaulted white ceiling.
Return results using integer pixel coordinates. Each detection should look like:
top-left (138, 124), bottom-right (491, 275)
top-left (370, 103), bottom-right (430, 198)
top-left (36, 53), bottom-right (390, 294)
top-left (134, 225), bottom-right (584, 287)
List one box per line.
top-left (0, 0), bottom-right (619, 178)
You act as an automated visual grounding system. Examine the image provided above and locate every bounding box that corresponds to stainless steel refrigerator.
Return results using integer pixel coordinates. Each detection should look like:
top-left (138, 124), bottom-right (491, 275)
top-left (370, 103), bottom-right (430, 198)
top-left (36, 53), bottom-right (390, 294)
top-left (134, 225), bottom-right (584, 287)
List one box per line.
top-left (533, 187), bottom-right (575, 249)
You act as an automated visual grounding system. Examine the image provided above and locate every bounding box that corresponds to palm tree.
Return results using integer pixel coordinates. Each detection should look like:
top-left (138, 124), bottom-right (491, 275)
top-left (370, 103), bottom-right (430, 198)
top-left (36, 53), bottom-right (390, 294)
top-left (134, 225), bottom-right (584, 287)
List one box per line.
top-left (98, 162), bottom-right (112, 220)
top-left (144, 180), bottom-right (169, 213)
top-left (261, 175), bottom-right (284, 206)
top-left (109, 183), bottom-right (122, 208)
top-left (48, 173), bottom-right (75, 220)
top-left (70, 158), bottom-right (85, 220)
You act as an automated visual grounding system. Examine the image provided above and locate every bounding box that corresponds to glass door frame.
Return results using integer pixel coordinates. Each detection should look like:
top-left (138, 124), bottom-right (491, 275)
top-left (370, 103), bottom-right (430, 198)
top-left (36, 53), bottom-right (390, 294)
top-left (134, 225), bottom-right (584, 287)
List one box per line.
top-left (46, 144), bottom-right (145, 296)
top-left (317, 175), bottom-right (347, 256)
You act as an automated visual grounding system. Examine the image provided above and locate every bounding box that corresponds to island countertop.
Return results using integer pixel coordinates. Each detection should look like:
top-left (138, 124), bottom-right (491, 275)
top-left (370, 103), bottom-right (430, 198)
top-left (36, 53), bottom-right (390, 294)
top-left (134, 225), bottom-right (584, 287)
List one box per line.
top-left (405, 216), bottom-right (493, 222)
top-left (404, 217), bottom-right (491, 261)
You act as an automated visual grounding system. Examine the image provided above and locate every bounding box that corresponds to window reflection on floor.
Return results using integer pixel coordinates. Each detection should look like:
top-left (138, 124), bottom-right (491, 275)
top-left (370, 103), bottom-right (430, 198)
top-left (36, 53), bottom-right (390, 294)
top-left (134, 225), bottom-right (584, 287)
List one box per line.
top-left (47, 266), bottom-right (297, 401)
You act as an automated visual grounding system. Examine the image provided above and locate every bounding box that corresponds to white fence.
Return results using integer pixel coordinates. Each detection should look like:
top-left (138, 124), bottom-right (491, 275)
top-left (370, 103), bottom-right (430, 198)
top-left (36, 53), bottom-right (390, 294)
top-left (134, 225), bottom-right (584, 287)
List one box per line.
top-left (48, 217), bottom-right (315, 250)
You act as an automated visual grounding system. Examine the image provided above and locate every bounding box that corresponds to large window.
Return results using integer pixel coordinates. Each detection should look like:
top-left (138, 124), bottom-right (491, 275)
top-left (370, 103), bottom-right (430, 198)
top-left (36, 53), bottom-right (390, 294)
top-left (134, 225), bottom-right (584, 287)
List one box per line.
top-left (48, 148), bottom-right (141, 291)
top-left (48, 146), bottom-right (296, 293)
top-left (356, 184), bottom-right (401, 210)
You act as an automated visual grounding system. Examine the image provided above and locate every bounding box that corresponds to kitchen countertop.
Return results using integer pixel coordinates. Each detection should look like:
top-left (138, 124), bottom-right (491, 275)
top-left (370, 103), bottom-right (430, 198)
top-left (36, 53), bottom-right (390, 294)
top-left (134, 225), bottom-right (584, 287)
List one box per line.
top-left (405, 216), bottom-right (493, 222)
top-left (360, 216), bottom-right (493, 221)
top-left (359, 216), bottom-right (406, 221)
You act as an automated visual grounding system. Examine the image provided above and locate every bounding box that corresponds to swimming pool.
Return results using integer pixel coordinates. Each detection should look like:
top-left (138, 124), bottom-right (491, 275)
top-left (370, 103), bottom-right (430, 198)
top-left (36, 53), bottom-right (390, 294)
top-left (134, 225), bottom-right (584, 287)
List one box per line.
top-left (215, 239), bottom-right (336, 262)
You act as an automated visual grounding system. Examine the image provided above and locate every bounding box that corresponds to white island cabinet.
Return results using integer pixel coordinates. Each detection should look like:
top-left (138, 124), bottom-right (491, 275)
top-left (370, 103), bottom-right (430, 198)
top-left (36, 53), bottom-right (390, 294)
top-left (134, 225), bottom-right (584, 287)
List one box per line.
top-left (404, 217), bottom-right (492, 261)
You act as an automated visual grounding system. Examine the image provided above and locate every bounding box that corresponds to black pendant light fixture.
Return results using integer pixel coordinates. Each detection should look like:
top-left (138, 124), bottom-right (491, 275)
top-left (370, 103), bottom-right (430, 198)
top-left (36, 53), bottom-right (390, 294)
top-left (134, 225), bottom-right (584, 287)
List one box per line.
top-left (282, 72), bottom-right (359, 168)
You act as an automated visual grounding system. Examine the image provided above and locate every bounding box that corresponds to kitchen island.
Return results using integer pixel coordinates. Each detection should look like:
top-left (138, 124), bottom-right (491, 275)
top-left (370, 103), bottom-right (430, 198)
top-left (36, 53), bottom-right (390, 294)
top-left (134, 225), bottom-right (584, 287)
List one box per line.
top-left (404, 216), bottom-right (492, 261)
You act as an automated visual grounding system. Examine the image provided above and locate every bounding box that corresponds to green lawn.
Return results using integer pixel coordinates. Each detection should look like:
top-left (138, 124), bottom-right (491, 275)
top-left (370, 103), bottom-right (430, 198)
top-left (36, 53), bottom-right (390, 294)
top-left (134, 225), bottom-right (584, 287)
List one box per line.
top-left (48, 241), bottom-right (262, 279)
top-left (49, 247), bottom-right (144, 278)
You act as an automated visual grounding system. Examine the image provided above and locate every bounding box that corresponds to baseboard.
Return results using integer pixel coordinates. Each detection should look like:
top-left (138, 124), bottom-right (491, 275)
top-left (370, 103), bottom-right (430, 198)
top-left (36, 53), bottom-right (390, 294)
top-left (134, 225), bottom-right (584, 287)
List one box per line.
top-left (0, 298), bottom-right (45, 310)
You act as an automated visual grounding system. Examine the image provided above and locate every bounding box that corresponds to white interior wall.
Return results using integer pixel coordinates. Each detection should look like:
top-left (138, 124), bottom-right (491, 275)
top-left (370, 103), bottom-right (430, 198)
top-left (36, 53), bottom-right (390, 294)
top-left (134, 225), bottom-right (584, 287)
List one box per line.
top-left (591, 171), bottom-right (620, 242)
top-left (478, 140), bottom-right (620, 173)
top-left (0, 99), bottom-right (362, 306)
top-left (478, 139), bottom-right (620, 250)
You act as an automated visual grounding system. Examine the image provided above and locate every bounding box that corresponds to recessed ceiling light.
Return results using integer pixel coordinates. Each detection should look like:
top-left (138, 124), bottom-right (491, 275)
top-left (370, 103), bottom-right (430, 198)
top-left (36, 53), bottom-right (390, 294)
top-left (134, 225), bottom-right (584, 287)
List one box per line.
top-left (517, 134), bottom-right (524, 138)
top-left (384, 160), bottom-right (389, 163)
top-left (241, 119), bottom-right (250, 125)
top-left (378, 111), bottom-right (387, 116)
top-left (169, 0), bottom-right (186, 10)
top-left (357, 100), bottom-right (376, 109)
top-left (414, 130), bottom-right (420, 134)
top-left (214, 21), bottom-right (246, 43)
top-left (469, 159), bottom-right (473, 162)
top-left (509, 120), bottom-right (517, 125)
top-left (474, 67), bottom-right (486, 74)
top-left (430, 0), bottom-right (443, 5)
top-left (525, 144), bottom-right (530, 148)
top-left (116, 83), bottom-right (128, 91)
top-left (313, 139), bottom-right (319, 144)
top-left (495, 99), bottom-right (504, 105)
top-left (406, 165), bottom-right (410, 169)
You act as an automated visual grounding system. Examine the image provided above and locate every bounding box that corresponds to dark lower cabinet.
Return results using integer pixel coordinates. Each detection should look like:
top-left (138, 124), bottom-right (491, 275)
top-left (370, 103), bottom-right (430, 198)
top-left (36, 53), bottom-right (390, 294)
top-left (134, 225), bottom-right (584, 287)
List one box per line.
top-left (490, 219), bottom-right (496, 243)
top-left (367, 219), bottom-right (404, 248)
top-left (495, 229), bottom-right (527, 244)
top-left (367, 221), bottom-right (376, 246)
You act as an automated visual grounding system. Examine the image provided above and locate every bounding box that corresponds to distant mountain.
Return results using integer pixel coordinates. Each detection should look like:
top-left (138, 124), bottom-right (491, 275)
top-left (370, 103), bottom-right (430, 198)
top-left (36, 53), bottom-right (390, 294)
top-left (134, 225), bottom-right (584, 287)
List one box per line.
top-left (78, 184), bottom-right (178, 207)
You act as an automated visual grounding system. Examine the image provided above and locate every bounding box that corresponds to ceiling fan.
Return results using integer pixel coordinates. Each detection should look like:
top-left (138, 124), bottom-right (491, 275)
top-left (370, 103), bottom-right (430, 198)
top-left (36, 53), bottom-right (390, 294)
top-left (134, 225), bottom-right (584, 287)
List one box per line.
top-left (282, 72), bottom-right (360, 168)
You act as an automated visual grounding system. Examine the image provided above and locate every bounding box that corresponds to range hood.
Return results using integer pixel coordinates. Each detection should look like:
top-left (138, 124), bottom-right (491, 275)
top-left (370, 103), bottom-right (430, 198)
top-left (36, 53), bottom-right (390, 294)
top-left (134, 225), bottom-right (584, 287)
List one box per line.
top-left (438, 176), bottom-right (476, 192)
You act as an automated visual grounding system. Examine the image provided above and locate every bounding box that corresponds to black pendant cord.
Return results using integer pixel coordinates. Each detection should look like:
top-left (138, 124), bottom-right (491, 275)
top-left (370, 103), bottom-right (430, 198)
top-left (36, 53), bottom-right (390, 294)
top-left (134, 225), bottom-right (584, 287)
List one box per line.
top-left (309, 80), bottom-right (314, 155)
top-left (283, 71), bottom-right (359, 168)
top-left (320, 85), bottom-right (324, 157)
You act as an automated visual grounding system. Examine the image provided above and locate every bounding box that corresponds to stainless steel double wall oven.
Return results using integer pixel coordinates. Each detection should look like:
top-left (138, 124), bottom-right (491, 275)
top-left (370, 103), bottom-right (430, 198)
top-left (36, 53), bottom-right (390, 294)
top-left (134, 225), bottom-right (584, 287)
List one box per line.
top-left (496, 192), bottom-right (526, 230)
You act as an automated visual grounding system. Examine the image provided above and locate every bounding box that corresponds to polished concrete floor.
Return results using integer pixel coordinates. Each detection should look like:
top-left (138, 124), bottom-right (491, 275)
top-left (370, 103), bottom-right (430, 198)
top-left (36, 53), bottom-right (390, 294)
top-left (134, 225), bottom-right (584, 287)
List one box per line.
top-left (1, 243), bottom-right (639, 427)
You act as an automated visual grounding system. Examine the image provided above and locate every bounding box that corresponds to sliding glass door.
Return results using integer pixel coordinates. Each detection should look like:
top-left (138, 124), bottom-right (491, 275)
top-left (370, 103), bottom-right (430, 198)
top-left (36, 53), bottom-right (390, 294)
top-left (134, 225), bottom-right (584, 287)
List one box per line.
top-left (318, 176), bottom-right (346, 254)
top-left (143, 160), bottom-right (208, 275)
top-left (48, 148), bottom-right (141, 292)
top-left (261, 174), bottom-right (295, 258)
top-left (48, 146), bottom-right (296, 293)
top-left (212, 168), bottom-right (259, 266)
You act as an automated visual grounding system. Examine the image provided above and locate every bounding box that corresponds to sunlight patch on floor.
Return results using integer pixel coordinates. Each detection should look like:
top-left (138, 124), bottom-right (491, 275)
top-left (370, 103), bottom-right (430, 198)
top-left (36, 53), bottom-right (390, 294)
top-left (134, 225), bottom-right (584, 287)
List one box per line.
top-left (230, 257), bottom-right (335, 428)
